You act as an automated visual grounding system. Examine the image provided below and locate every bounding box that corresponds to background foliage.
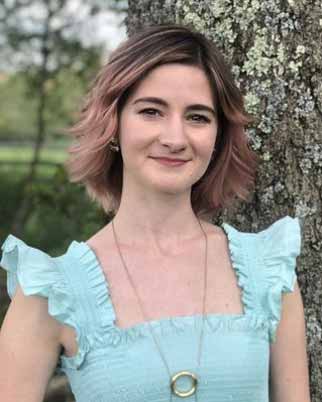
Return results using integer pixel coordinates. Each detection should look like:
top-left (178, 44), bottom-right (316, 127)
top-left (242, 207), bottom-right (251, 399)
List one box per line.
top-left (0, 0), bottom-right (126, 400)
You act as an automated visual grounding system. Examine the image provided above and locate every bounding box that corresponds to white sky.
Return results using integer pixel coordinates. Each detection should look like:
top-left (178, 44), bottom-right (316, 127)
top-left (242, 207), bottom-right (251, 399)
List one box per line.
top-left (0, 2), bottom-right (128, 71)
top-left (85, 9), bottom-right (127, 55)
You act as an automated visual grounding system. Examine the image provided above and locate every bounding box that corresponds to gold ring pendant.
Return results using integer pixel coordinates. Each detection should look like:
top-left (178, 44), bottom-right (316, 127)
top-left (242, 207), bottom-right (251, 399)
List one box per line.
top-left (170, 371), bottom-right (198, 398)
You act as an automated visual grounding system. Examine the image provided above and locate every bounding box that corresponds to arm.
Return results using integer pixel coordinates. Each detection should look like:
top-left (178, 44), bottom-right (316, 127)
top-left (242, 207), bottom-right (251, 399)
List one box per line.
top-left (269, 280), bottom-right (311, 402)
top-left (0, 284), bottom-right (63, 402)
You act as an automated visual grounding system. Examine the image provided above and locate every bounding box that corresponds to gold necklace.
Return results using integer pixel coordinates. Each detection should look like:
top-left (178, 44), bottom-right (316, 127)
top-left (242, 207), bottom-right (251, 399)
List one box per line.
top-left (111, 218), bottom-right (209, 401)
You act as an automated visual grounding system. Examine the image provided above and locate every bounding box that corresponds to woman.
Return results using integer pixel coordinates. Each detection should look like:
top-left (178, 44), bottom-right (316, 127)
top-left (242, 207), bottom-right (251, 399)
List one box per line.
top-left (0, 24), bottom-right (310, 402)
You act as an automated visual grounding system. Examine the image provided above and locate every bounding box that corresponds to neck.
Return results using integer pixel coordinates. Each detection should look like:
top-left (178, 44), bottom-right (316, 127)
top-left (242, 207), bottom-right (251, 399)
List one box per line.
top-left (111, 189), bottom-right (206, 256)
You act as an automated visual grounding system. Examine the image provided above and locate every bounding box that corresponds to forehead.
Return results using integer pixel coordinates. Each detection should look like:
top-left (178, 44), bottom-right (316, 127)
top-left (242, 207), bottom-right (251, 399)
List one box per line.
top-left (127, 63), bottom-right (215, 105)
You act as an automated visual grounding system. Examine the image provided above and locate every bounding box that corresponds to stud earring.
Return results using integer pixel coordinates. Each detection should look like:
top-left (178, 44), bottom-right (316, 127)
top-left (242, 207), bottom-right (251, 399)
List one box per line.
top-left (109, 137), bottom-right (120, 152)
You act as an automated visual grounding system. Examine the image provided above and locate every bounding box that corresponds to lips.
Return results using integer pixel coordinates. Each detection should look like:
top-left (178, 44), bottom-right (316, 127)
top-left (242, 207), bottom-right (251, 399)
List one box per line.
top-left (151, 157), bottom-right (188, 162)
top-left (150, 157), bottom-right (189, 167)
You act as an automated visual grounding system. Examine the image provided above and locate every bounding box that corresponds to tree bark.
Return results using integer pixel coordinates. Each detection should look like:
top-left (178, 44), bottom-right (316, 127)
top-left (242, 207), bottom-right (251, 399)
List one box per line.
top-left (126, 1), bottom-right (322, 401)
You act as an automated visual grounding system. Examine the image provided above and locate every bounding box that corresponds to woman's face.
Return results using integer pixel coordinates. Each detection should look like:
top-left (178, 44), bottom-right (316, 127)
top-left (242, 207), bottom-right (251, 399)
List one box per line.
top-left (118, 63), bottom-right (218, 196)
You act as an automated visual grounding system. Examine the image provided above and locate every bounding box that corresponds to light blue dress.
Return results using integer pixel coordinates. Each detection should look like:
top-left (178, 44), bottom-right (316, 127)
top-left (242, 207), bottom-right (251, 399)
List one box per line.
top-left (0, 215), bottom-right (301, 402)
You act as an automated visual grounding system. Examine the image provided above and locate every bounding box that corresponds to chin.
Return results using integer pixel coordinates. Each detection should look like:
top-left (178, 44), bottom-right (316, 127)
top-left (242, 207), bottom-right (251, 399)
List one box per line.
top-left (146, 178), bottom-right (196, 195)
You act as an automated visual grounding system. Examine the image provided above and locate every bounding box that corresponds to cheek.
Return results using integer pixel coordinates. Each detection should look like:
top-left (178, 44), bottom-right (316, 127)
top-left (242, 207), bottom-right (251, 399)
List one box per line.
top-left (118, 115), bottom-right (137, 146)
top-left (194, 131), bottom-right (217, 157)
top-left (118, 118), bottom-right (152, 156)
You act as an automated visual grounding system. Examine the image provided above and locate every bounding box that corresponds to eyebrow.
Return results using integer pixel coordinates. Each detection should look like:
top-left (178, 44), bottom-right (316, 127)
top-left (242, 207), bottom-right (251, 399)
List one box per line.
top-left (132, 97), bottom-right (217, 118)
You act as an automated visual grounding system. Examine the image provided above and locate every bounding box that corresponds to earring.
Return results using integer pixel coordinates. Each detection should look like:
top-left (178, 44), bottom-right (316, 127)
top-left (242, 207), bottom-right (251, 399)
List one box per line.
top-left (109, 137), bottom-right (120, 152)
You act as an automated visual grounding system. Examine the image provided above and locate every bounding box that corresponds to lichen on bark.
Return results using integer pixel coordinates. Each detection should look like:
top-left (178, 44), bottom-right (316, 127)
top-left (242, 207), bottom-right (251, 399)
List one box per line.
top-left (127, 1), bottom-right (322, 399)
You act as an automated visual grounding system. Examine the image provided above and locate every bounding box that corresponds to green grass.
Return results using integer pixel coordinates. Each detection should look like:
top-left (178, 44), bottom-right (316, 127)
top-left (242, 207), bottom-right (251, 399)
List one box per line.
top-left (0, 144), bottom-right (71, 179)
top-left (0, 145), bottom-right (68, 163)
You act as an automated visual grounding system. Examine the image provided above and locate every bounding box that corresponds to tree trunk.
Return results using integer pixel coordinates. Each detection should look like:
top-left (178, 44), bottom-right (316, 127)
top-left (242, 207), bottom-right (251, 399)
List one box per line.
top-left (126, 1), bottom-right (322, 401)
top-left (11, 4), bottom-right (52, 236)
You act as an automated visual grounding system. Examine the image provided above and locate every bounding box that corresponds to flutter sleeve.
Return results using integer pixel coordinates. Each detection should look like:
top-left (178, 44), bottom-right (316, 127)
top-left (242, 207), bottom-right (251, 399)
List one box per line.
top-left (0, 234), bottom-right (90, 371)
top-left (255, 215), bottom-right (302, 343)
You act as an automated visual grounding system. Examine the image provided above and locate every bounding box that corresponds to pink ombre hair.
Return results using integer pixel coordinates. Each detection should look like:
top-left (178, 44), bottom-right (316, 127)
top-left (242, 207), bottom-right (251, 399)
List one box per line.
top-left (64, 24), bottom-right (259, 219)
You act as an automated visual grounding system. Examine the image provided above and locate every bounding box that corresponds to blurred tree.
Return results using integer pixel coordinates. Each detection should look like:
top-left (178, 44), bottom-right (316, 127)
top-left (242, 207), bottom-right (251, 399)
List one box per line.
top-left (0, 0), bottom-right (126, 236)
top-left (0, 2), bottom-right (126, 401)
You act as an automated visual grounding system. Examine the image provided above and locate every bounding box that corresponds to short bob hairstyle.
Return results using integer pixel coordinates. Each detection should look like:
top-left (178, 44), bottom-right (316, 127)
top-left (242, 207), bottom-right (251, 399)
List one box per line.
top-left (65, 24), bottom-right (259, 219)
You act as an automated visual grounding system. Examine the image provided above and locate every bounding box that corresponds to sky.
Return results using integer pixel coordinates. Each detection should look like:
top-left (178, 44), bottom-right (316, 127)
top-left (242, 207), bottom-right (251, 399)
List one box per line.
top-left (0, 2), bottom-right (128, 71)
top-left (76, 7), bottom-right (127, 54)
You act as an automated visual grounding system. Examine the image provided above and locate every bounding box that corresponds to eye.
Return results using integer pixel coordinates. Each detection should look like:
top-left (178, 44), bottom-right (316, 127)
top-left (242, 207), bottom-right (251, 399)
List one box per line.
top-left (188, 114), bottom-right (211, 124)
top-left (138, 108), bottom-right (161, 117)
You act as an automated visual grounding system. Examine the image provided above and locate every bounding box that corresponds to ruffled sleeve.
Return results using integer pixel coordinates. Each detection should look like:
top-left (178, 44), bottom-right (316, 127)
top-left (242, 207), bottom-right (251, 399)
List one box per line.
top-left (256, 215), bottom-right (302, 343)
top-left (0, 234), bottom-right (89, 372)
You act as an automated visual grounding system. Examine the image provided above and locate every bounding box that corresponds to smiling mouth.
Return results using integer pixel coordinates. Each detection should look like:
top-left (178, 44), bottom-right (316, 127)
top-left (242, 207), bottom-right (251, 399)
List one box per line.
top-left (151, 157), bottom-right (189, 162)
top-left (151, 157), bottom-right (189, 166)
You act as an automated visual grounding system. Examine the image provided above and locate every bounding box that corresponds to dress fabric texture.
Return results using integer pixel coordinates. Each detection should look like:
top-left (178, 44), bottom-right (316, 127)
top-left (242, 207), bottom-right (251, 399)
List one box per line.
top-left (0, 215), bottom-right (301, 402)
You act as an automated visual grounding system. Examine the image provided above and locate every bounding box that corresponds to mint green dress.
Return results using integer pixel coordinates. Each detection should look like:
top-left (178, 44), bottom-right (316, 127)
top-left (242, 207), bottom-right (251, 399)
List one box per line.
top-left (0, 215), bottom-right (301, 402)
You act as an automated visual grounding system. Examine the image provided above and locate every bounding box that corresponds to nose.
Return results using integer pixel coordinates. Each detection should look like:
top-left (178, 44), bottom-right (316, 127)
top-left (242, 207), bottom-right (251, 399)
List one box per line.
top-left (159, 114), bottom-right (188, 152)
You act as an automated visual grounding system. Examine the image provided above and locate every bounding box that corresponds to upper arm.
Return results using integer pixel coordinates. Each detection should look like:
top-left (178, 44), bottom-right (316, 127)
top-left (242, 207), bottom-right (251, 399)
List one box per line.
top-left (0, 284), bottom-right (63, 402)
top-left (269, 280), bottom-right (311, 402)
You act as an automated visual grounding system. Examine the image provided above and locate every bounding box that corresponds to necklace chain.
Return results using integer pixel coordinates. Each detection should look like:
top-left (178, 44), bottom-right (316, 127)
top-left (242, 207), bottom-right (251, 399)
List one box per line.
top-left (111, 218), bottom-right (209, 401)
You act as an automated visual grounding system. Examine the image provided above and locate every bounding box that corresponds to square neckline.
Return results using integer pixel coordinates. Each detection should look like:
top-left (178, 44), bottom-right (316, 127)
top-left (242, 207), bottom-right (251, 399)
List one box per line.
top-left (80, 221), bottom-right (251, 334)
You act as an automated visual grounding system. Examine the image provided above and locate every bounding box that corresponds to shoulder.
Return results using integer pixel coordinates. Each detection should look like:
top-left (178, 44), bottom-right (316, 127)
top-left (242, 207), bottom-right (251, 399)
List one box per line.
top-left (85, 221), bottom-right (113, 246)
top-left (199, 219), bottom-right (228, 244)
top-left (0, 234), bottom-right (85, 300)
top-left (220, 215), bottom-right (302, 251)
top-left (219, 215), bottom-right (302, 286)
top-left (85, 224), bottom-right (114, 264)
top-left (1, 235), bottom-right (60, 299)
top-left (252, 215), bottom-right (302, 264)
top-left (222, 215), bottom-right (303, 343)
top-left (0, 234), bottom-right (96, 371)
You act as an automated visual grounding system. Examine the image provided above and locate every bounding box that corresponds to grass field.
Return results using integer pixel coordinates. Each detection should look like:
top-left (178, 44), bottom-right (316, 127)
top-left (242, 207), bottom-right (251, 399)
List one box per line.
top-left (0, 144), bottom-right (68, 163)
top-left (0, 144), bottom-right (69, 179)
